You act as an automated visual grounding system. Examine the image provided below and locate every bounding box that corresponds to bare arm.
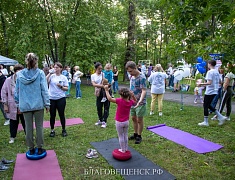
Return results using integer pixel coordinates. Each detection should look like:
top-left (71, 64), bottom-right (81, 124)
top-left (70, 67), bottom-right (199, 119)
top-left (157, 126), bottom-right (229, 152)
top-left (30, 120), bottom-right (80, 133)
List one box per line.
top-left (134, 88), bottom-right (147, 108)
top-left (104, 85), bottom-right (116, 103)
top-left (223, 77), bottom-right (229, 91)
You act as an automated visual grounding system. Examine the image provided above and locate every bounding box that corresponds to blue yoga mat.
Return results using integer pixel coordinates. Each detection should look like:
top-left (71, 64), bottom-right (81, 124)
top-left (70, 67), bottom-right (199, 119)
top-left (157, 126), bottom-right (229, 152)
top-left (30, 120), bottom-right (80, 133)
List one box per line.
top-left (147, 124), bottom-right (223, 154)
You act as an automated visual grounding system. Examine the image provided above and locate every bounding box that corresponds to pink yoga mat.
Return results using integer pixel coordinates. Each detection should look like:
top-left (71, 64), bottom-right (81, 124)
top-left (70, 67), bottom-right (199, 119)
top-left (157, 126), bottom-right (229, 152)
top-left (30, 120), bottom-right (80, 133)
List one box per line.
top-left (18, 118), bottom-right (84, 131)
top-left (13, 150), bottom-right (63, 180)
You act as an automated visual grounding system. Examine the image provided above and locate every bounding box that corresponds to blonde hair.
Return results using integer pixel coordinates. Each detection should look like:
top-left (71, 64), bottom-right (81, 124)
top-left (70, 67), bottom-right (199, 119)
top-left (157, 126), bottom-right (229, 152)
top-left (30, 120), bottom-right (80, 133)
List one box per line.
top-left (155, 64), bottom-right (162, 71)
top-left (74, 66), bottom-right (80, 71)
top-left (104, 63), bottom-right (112, 70)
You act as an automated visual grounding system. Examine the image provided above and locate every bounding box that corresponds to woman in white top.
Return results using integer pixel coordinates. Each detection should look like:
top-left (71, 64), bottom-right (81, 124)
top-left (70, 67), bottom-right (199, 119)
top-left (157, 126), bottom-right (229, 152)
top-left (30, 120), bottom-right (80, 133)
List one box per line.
top-left (46, 62), bottom-right (68, 137)
top-left (148, 64), bottom-right (168, 116)
top-left (73, 66), bottom-right (83, 99)
top-left (198, 60), bottom-right (227, 126)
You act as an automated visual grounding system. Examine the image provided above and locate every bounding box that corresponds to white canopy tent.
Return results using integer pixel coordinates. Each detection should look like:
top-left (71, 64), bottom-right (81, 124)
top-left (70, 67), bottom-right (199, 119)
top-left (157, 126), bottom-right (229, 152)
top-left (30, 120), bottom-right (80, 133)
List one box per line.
top-left (0, 55), bottom-right (19, 66)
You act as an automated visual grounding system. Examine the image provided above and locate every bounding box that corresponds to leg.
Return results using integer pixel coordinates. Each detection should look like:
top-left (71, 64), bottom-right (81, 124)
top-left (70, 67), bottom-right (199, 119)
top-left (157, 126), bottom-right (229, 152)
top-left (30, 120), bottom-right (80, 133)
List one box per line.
top-left (19, 114), bottom-right (26, 134)
top-left (77, 81), bottom-right (82, 97)
top-left (23, 112), bottom-right (34, 150)
top-left (50, 99), bottom-right (57, 130)
top-left (96, 95), bottom-right (103, 121)
top-left (56, 97), bottom-right (66, 130)
top-left (150, 93), bottom-right (157, 113)
top-left (102, 97), bottom-right (110, 123)
top-left (158, 94), bottom-right (164, 113)
top-left (123, 121), bottom-right (129, 151)
top-left (34, 109), bottom-right (44, 148)
top-left (116, 121), bottom-right (125, 152)
top-left (10, 119), bottom-right (19, 138)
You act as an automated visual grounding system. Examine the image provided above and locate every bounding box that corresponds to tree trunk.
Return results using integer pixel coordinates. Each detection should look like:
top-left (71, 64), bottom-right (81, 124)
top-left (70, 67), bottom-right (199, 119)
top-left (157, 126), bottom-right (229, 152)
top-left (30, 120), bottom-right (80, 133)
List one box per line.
top-left (0, 7), bottom-right (9, 56)
top-left (123, 1), bottom-right (136, 81)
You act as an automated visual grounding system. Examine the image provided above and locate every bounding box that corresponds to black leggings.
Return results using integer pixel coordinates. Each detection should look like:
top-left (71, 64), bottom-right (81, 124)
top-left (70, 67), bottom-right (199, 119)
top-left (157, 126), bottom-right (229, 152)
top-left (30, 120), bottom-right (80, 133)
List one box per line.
top-left (50, 97), bottom-right (66, 130)
top-left (203, 94), bottom-right (216, 116)
top-left (10, 114), bottom-right (25, 138)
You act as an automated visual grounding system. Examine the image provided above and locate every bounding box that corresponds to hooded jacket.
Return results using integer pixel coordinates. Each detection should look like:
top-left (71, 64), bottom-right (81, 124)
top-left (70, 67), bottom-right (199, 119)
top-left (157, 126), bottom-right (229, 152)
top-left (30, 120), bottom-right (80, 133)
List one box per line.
top-left (14, 68), bottom-right (50, 112)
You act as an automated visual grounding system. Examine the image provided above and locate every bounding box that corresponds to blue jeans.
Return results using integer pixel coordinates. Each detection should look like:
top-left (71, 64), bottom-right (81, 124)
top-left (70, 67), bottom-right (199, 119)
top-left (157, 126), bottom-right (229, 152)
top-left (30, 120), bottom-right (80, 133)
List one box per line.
top-left (112, 80), bottom-right (119, 93)
top-left (76, 81), bottom-right (82, 98)
top-left (210, 87), bottom-right (222, 110)
top-left (168, 75), bottom-right (174, 87)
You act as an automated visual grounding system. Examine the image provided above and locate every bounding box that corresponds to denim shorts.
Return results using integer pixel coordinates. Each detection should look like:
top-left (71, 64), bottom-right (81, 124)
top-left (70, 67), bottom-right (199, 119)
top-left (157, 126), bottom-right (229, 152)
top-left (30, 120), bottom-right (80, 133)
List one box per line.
top-left (130, 104), bottom-right (146, 117)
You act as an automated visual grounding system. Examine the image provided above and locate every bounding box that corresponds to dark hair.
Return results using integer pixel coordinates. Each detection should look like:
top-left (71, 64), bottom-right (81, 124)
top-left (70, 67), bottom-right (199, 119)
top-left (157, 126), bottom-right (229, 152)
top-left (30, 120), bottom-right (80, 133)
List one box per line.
top-left (54, 62), bottom-right (63, 69)
top-left (118, 87), bottom-right (131, 99)
top-left (94, 62), bottom-right (102, 69)
top-left (0, 64), bottom-right (5, 68)
top-left (208, 60), bottom-right (216, 67)
top-left (25, 53), bottom-right (38, 69)
top-left (125, 61), bottom-right (137, 69)
top-left (14, 64), bottom-right (24, 72)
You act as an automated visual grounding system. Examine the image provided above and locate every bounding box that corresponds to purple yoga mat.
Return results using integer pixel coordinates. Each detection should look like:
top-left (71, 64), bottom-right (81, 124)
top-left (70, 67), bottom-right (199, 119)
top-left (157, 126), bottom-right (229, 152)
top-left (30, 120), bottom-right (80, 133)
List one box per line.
top-left (13, 150), bottom-right (63, 180)
top-left (147, 124), bottom-right (223, 154)
top-left (18, 118), bottom-right (84, 131)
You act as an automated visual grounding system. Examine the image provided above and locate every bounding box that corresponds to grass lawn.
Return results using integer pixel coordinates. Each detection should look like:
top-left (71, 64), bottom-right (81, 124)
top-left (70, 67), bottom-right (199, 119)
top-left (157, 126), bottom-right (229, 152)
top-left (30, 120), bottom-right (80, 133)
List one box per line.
top-left (0, 83), bottom-right (235, 180)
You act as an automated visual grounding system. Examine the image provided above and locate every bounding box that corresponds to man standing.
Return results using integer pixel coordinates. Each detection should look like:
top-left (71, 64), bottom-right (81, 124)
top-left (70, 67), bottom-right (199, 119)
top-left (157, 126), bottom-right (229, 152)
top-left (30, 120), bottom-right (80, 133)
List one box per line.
top-left (125, 61), bottom-right (147, 144)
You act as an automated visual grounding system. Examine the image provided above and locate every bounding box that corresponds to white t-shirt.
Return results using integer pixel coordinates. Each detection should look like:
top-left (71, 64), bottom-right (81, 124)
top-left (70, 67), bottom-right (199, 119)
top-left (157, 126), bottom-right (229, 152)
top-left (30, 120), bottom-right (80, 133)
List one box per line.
top-left (91, 73), bottom-right (103, 85)
top-left (73, 71), bottom-right (83, 82)
top-left (205, 69), bottom-right (220, 95)
top-left (48, 74), bottom-right (68, 100)
top-left (148, 72), bottom-right (168, 94)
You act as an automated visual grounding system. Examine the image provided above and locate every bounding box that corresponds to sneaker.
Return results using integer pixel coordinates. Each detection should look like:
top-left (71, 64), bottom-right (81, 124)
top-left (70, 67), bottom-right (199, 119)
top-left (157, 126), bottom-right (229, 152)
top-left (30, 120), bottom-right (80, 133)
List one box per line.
top-left (194, 100), bottom-right (197, 104)
top-left (9, 138), bottom-right (14, 144)
top-left (4, 119), bottom-right (10, 126)
top-left (201, 101), bottom-right (204, 104)
top-left (101, 97), bottom-right (107, 102)
top-left (198, 121), bottom-right (209, 126)
top-left (129, 134), bottom-right (137, 140)
top-left (225, 116), bottom-right (230, 121)
top-left (29, 148), bottom-right (35, 155)
top-left (211, 115), bottom-right (217, 120)
top-left (101, 122), bottom-right (107, 128)
top-left (86, 149), bottom-right (98, 159)
top-left (38, 148), bottom-right (46, 155)
top-left (159, 112), bottom-right (162, 116)
top-left (95, 120), bottom-right (102, 126)
top-left (217, 115), bottom-right (227, 121)
top-left (1, 158), bottom-right (14, 164)
top-left (150, 111), bottom-right (154, 115)
top-left (135, 136), bottom-right (142, 144)
top-left (218, 120), bottom-right (225, 126)
top-left (76, 97), bottom-right (81, 99)
top-left (0, 163), bottom-right (9, 171)
top-left (49, 131), bottom-right (55, 137)
top-left (62, 129), bottom-right (67, 137)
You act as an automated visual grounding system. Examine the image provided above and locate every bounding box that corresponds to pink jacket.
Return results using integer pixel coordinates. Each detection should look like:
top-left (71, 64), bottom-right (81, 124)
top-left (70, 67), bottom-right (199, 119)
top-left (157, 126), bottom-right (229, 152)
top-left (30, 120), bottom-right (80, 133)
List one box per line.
top-left (1, 75), bottom-right (17, 120)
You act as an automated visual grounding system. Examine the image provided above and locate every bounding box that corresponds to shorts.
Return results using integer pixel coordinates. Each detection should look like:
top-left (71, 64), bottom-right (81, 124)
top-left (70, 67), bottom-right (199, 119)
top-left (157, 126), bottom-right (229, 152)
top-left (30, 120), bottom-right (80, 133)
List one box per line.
top-left (173, 78), bottom-right (179, 84)
top-left (130, 104), bottom-right (147, 117)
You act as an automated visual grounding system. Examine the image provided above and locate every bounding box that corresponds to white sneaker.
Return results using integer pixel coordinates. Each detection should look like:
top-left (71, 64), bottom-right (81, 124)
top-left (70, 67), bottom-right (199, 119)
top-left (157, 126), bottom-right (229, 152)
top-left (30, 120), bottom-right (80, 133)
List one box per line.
top-left (101, 97), bottom-right (107, 102)
top-left (159, 112), bottom-right (162, 116)
top-left (101, 122), bottom-right (107, 128)
top-left (217, 115), bottom-right (227, 121)
top-left (194, 101), bottom-right (197, 104)
top-left (150, 111), bottom-right (154, 115)
top-left (4, 119), bottom-right (10, 126)
top-left (218, 120), bottom-right (225, 126)
top-left (211, 115), bottom-right (217, 120)
top-left (95, 120), bottom-right (102, 126)
top-left (198, 121), bottom-right (209, 126)
top-left (9, 138), bottom-right (14, 144)
top-left (225, 116), bottom-right (230, 121)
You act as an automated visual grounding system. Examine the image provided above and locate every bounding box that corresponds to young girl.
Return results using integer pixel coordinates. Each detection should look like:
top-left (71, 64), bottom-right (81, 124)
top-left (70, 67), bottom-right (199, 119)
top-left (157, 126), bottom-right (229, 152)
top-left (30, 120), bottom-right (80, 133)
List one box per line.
top-left (104, 86), bottom-right (136, 153)
top-left (194, 79), bottom-right (204, 104)
top-left (101, 63), bottom-right (114, 102)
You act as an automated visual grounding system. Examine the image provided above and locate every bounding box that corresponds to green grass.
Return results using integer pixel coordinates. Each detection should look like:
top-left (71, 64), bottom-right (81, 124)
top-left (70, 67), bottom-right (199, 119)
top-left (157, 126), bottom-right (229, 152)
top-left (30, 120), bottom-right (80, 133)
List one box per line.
top-left (0, 84), bottom-right (235, 180)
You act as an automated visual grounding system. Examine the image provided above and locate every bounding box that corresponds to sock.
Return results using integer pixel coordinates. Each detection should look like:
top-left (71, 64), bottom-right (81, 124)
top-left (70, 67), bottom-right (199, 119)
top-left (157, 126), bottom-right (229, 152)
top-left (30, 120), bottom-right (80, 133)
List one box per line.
top-left (204, 116), bottom-right (208, 123)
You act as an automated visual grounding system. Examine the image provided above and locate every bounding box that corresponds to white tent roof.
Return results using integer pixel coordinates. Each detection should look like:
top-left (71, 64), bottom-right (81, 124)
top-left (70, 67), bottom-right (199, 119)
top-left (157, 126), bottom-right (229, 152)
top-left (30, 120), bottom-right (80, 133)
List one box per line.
top-left (0, 55), bottom-right (19, 66)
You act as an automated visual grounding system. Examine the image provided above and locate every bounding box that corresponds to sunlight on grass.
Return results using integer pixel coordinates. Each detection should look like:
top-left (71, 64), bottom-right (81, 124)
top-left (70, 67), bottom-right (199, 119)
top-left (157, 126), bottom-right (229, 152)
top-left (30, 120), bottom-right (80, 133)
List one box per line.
top-left (0, 84), bottom-right (234, 180)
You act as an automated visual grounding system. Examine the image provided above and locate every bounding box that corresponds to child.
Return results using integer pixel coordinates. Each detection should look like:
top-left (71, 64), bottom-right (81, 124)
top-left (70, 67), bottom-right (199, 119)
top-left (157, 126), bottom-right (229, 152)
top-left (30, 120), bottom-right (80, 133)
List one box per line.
top-left (101, 63), bottom-right (114, 102)
top-left (104, 86), bottom-right (136, 153)
top-left (194, 79), bottom-right (204, 103)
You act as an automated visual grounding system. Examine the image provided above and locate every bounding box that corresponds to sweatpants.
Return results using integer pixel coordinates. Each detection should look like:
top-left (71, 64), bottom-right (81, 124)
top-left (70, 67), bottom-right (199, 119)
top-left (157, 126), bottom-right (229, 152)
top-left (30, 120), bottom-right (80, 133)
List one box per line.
top-left (218, 86), bottom-right (233, 116)
top-left (203, 94), bottom-right (216, 116)
top-left (96, 89), bottom-right (110, 123)
top-left (10, 114), bottom-right (25, 138)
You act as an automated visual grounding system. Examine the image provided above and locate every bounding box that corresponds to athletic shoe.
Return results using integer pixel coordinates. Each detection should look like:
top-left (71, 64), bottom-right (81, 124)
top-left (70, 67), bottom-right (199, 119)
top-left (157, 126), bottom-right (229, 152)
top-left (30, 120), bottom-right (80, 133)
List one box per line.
top-left (101, 122), bottom-right (107, 128)
top-left (211, 115), bottom-right (217, 120)
top-left (101, 97), bottom-right (107, 102)
top-left (86, 149), bottom-right (98, 159)
top-left (129, 134), bottom-right (137, 140)
top-left (95, 120), bottom-right (102, 126)
top-left (225, 116), bottom-right (230, 121)
top-left (49, 131), bottom-right (55, 137)
top-left (62, 129), bottom-right (67, 137)
top-left (150, 111), bottom-right (154, 115)
top-left (4, 119), bottom-right (10, 126)
top-left (9, 138), bottom-right (14, 144)
top-left (198, 122), bottom-right (209, 126)
top-left (159, 112), bottom-right (162, 116)
top-left (135, 136), bottom-right (142, 144)
top-left (29, 148), bottom-right (35, 155)
top-left (1, 158), bottom-right (14, 164)
top-left (0, 163), bottom-right (9, 171)
top-left (194, 101), bottom-right (197, 104)
top-left (76, 97), bottom-right (81, 99)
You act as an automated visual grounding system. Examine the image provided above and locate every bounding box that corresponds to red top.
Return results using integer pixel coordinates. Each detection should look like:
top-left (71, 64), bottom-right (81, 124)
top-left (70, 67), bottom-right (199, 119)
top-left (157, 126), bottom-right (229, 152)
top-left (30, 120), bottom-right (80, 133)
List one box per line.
top-left (115, 98), bottom-right (135, 122)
